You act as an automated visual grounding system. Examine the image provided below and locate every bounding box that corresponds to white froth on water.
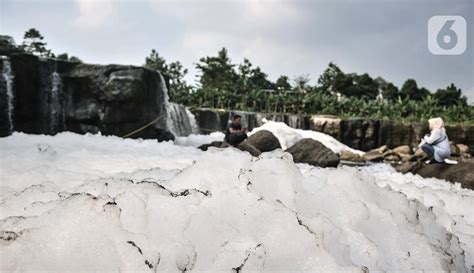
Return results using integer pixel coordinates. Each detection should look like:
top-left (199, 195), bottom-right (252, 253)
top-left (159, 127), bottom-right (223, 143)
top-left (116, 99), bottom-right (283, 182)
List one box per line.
top-left (0, 132), bottom-right (472, 272)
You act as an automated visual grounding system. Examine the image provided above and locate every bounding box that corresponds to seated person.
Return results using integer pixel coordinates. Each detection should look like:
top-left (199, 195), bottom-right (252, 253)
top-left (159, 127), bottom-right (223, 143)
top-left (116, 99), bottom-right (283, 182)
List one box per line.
top-left (225, 114), bottom-right (248, 146)
top-left (418, 117), bottom-right (456, 164)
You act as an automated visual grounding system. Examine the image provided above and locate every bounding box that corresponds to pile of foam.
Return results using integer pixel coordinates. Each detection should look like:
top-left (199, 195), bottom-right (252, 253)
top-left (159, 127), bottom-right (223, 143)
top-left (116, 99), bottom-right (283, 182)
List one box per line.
top-left (0, 132), bottom-right (472, 272)
top-left (249, 121), bottom-right (363, 154)
top-left (175, 120), bottom-right (363, 155)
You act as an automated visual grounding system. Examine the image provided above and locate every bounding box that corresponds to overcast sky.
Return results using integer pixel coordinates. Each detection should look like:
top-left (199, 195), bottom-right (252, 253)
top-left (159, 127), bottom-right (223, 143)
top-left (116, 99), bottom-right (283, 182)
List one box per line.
top-left (1, 0), bottom-right (473, 102)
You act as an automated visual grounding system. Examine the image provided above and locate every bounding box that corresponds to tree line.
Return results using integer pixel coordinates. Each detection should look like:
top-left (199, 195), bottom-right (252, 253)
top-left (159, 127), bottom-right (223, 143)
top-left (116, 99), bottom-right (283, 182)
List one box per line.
top-left (145, 47), bottom-right (472, 123)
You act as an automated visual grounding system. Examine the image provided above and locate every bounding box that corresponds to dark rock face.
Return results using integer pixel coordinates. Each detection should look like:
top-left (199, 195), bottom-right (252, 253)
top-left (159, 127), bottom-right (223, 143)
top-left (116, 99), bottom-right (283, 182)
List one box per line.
top-left (286, 138), bottom-right (340, 168)
top-left (190, 108), bottom-right (228, 134)
top-left (190, 108), bottom-right (311, 135)
top-left (0, 52), bottom-right (173, 141)
top-left (395, 161), bottom-right (474, 190)
top-left (246, 130), bottom-right (281, 152)
top-left (340, 118), bottom-right (380, 151)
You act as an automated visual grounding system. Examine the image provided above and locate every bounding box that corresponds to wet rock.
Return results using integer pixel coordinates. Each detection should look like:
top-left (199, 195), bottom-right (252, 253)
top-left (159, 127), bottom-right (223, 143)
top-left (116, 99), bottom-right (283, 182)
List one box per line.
top-left (363, 151), bottom-right (384, 162)
top-left (399, 153), bottom-right (417, 162)
top-left (362, 146), bottom-right (389, 162)
top-left (393, 145), bottom-right (412, 155)
top-left (414, 148), bottom-right (428, 159)
top-left (384, 154), bottom-right (401, 162)
top-left (456, 144), bottom-right (469, 154)
top-left (286, 138), bottom-right (340, 168)
top-left (247, 130), bottom-right (281, 152)
top-left (340, 150), bottom-right (364, 162)
top-left (237, 142), bottom-right (261, 157)
top-left (198, 141), bottom-right (223, 151)
top-left (450, 142), bottom-right (460, 157)
top-left (395, 161), bottom-right (474, 190)
top-left (0, 52), bottom-right (173, 140)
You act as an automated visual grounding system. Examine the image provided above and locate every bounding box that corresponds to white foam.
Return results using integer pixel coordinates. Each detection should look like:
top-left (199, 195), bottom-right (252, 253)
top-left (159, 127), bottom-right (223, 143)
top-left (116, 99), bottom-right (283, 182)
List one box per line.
top-left (0, 132), bottom-right (471, 272)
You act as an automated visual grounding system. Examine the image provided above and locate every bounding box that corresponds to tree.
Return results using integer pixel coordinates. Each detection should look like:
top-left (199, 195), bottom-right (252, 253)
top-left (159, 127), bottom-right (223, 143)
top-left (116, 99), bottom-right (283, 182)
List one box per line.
top-left (434, 83), bottom-right (467, 107)
top-left (21, 28), bottom-right (51, 57)
top-left (69, 56), bottom-right (82, 63)
top-left (400, 79), bottom-right (429, 101)
top-left (293, 75), bottom-right (311, 92)
top-left (144, 49), bottom-right (191, 102)
top-left (346, 73), bottom-right (379, 100)
top-left (375, 77), bottom-right (399, 101)
top-left (382, 82), bottom-right (399, 101)
top-left (275, 75), bottom-right (291, 91)
top-left (196, 47), bottom-right (239, 93)
top-left (317, 62), bottom-right (351, 96)
top-left (145, 49), bottom-right (167, 73)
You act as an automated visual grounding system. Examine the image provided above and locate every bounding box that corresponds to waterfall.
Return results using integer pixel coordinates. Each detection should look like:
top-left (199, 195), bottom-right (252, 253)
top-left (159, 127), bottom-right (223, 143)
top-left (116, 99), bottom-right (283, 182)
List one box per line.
top-left (49, 62), bottom-right (62, 133)
top-left (1, 56), bottom-right (15, 134)
top-left (158, 73), bottom-right (198, 137)
top-left (287, 115), bottom-right (301, 129)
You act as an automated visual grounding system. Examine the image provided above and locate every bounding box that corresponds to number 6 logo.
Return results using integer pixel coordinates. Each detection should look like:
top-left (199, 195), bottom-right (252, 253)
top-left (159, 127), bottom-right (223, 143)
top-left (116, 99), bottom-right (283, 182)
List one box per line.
top-left (428, 16), bottom-right (466, 55)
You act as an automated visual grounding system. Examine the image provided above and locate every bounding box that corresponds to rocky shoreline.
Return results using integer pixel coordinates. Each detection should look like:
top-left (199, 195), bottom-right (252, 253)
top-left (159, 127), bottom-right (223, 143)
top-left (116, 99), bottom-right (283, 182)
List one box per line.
top-left (191, 108), bottom-right (474, 152)
top-left (198, 129), bottom-right (474, 190)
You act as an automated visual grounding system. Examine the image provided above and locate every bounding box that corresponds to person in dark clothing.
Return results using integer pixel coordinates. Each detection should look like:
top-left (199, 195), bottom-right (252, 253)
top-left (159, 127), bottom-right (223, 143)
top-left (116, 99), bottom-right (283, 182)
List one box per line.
top-left (225, 114), bottom-right (248, 146)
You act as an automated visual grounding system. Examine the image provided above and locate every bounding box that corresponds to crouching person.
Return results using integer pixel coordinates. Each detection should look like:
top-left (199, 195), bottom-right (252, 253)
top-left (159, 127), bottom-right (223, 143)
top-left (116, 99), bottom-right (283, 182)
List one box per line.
top-left (418, 117), bottom-right (456, 164)
top-left (225, 114), bottom-right (248, 146)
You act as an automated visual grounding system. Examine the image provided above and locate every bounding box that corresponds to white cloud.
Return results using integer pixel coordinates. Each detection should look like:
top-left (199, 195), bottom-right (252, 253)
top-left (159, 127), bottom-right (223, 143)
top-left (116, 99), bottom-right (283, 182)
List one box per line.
top-left (73, 0), bottom-right (116, 29)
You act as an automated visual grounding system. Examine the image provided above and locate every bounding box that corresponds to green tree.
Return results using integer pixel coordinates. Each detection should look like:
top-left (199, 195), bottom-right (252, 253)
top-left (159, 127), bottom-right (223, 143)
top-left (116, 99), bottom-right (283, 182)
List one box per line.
top-left (144, 49), bottom-right (191, 102)
top-left (375, 77), bottom-right (399, 101)
top-left (434, 83), bottom-right (467, 107)
top-left (346, 73), bottom-right (379, 100)
top-left (196, 47), bottom-right (239, 93)
top-left (56, 53), bottom-right (69, 60)
top-left (317, 62), bottom-right (351, 96)
top-left (400, 79), bottom-right (429, 101)
top-left (21, 28), bottom-right (51, 57)
top-left (275, 75), bottom-right (291, 91)
top-left (68, 56), bottom-right (82, 63)
top-left (293, 74), bottom-right (311, 92)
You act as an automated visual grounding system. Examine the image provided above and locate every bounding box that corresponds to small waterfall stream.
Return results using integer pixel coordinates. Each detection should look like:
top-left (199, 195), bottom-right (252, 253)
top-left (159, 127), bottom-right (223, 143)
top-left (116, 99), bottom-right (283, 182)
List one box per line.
top-left (1, 56), bottom-right (15, 134)
top-left (159, 73), bottom-right (198, 137)
top-left (49, 64), bottom-right (62, 133)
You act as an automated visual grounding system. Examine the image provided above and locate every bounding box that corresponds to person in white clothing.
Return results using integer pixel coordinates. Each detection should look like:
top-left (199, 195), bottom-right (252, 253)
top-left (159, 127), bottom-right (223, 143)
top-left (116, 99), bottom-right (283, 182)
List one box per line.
top-left (418, 117), bottom-right (456, 164)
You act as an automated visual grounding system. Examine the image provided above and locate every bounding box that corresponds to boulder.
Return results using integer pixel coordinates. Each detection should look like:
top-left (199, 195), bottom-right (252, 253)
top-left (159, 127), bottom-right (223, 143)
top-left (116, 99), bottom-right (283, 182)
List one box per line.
top-left (237, 142), bottom-right (261, 157)
top-left (286, 138), bottom-right (340, 168)
top-left (392, 145), bottom-right (412, 155)
top-left (372, 145), bottom-right (389, 154)
top-left (340, 150), bottom-right (364, 162)
top-left (399, 153), bottom-right (417, 162)
top-left (395, 161), bottom-right (474, 190)
top-left (0, 52), bottom-right (173, 140)
top-left (384, 154), bottom-right (401, 162)
top-left (198, 141), bottom-right (223, 151)
top-left (415, 148), bottom-right (428, 159)
top-left (363, 151), bottom-right (384, 162)
top-left (219, 140), bottom-right (261, 157)
top-left (450, 142), bottom-right (460, 157)
top-left (247, 130), bottom-right (281, 152)
top-left (456, 144), bottom-right (469, 154)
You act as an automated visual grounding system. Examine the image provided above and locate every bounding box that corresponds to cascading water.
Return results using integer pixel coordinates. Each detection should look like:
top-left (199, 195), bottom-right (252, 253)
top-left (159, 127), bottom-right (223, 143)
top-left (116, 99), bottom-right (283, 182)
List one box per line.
top-left (287, 115), bottom-right (301, 129)
top-left (159, 73), bottom-right (198, 137)
top-left (49, 62), bottom-right (62, 133)
top-left (1, 56), bottom-right (15, 134)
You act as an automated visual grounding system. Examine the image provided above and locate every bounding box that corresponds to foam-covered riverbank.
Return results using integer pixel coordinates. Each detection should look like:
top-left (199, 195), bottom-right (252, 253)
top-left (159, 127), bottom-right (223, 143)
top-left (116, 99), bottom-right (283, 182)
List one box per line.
top-left (1, 132), bottom-right (473, 272)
